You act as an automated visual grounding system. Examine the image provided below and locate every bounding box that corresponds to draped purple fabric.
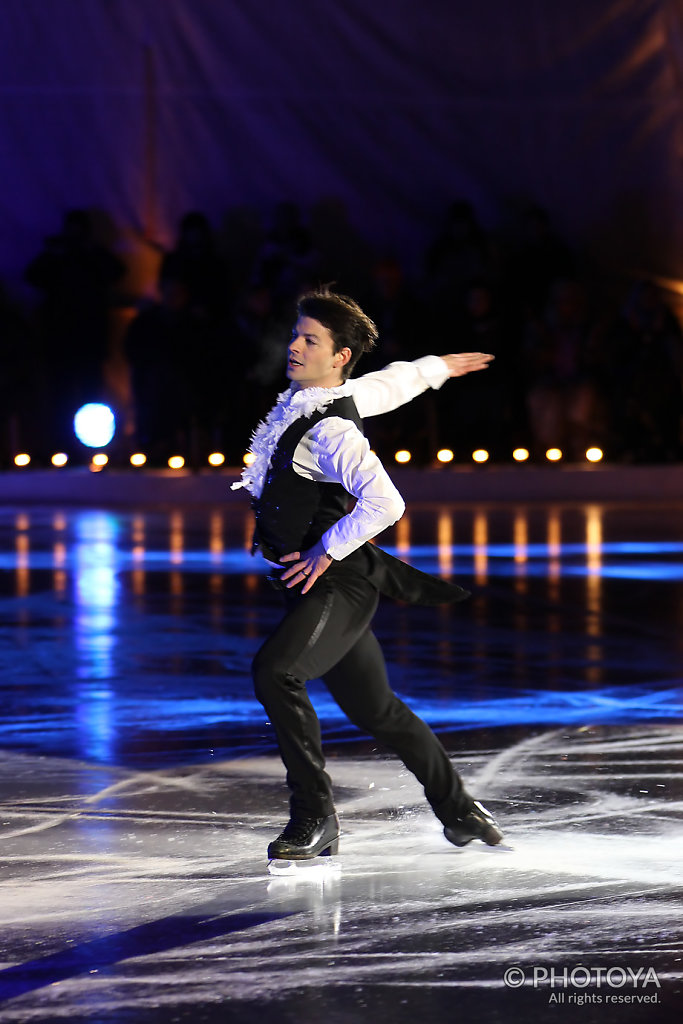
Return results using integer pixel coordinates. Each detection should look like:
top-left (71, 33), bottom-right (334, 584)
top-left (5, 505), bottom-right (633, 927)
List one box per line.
top-left (1, 0), bottom-right (682, 294)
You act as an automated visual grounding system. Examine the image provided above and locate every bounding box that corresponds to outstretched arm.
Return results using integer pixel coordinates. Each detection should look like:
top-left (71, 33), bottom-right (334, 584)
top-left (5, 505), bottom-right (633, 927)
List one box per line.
top-left (351, 352), bottom-right (494, 418)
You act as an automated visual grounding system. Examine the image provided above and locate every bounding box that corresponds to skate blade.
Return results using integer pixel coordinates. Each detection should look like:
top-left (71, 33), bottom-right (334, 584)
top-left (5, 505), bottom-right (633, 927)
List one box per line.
top-left (268, 857), bottom-right (341, 878)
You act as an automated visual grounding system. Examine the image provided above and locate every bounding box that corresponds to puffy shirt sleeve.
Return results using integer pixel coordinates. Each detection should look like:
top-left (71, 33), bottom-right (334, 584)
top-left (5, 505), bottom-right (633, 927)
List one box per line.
top-left (293, 416), bottom-right (405, 561)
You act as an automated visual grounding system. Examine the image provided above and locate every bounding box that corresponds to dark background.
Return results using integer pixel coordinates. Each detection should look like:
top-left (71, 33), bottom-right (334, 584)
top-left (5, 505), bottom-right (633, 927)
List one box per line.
top-left (1, 0), bottom-right (682, 464)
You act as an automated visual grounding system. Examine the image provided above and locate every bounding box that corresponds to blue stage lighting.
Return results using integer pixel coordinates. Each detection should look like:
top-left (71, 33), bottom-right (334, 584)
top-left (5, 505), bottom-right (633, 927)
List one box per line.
top-left (73, 404), bottom-right (115, 448)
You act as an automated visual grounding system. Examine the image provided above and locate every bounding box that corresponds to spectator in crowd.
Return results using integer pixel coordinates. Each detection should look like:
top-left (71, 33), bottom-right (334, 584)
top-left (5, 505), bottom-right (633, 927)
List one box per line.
top-left (523, 278), bottom-right (607, 460)
top-left (255, 201), bottom-right (319, 307)
top-left (24, 209), bottom-right (125, 445)
top-left (359, 256), bottom-right (440, 461)
top-left (607, 280), bottom-right (683, 462)
top-left (507, 205), bottom-right (575, 318)
top-left (125, 275), bottom-right (222, 463)
top-left (360, 257), bottom-right (428, 367)
top-left (160, 211), bottom-right (229, 321)
top-left (310, 196), bottom-right (374, 297)
top-left (225, 279), bottom-right (291, 434)
top-left (424, 200), bottom-right (495, 313)
top-left (0, 282), bottom-right (41, 460)
top-left (443, 278), bottom-right (518, 456)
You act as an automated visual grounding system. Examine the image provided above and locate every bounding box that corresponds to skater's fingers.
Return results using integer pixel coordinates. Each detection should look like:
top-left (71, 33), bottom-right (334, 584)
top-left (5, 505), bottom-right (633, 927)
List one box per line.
top-left (300, 563), bottom-right (323, 594)
top-left (282, 543), bottom-right (332, 591)
top-left (286, 569), bottom-right (314, 590)
top-left (281, 562), bottom-right (305, 581)
top-left (441, 352), bottom-right (494, 377)
top-left (300, 573), bottom-right (316, 594)
top-left (283, 560), bottom-right (316, 588)
top-left (282, 569), bottom-right (305, 585)
top-left (280, 551), bottom-right (300, 563)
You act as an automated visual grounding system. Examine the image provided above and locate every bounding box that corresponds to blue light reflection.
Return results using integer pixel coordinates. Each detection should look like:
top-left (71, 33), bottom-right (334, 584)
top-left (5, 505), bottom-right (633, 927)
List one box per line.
top-left (73, 512), bottom-right (119, 760)
top-left (2, 543), bottom-right (683, 580)
top-left (306, 683), bottom-right (683, 735)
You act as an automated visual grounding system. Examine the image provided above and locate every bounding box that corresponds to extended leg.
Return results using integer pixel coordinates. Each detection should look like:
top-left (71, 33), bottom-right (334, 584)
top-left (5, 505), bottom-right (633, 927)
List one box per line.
top-left (323, 628), bottom-right (472, 821)
top-left (323, 629), bottom-right (503, 846)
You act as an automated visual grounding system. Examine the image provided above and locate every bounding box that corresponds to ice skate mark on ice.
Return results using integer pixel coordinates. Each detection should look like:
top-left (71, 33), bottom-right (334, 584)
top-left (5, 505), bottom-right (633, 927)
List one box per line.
top-left (468, 727), bottom-right (565, 792)
top-left (507, 769), bottom-right (683, 783)
top-left (554, 725), bottom-right (683, 755)
top-left (83, 767), bottom-right (210, 805)
top-left (0, 853), bottom-right (217, 891)
top-left (1, 799), bottom-right (235, 822)
top-left (0, 763), bottom-right (237, 840)
top-left (0, 812), bottom-right (83, 840)
top-left (468, 723), bottom-right (683, 793)
top-left (499, 797), bottom-right (683, 832)
top-left (0, 806), bottom-right (255, 847)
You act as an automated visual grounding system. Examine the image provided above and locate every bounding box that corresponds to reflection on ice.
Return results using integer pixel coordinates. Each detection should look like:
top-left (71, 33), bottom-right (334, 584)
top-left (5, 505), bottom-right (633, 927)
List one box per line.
top-left (0, 505), bottom-right (681, 1020)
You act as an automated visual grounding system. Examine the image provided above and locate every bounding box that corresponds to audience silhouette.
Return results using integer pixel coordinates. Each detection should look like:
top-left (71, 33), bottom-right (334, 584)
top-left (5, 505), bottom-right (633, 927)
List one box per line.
top-left (9, 200), bottom-right (683, 466)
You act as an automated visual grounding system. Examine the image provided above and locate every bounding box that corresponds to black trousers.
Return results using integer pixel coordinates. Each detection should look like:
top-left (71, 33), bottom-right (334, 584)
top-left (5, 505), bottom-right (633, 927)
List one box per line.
top-left (252, 563), bottom-right (472, 824)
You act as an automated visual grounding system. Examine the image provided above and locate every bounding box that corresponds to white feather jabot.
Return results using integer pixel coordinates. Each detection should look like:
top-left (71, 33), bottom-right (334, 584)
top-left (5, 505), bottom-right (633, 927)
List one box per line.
top-left (231, 385), bottom-right (344, 499)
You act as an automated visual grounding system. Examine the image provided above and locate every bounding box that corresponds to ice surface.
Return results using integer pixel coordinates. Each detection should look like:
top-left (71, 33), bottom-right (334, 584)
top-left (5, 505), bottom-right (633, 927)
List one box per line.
top-left (0, 504), bottom-right (682, 1022)
top-left (0, 723), bottom-right (681, 1023)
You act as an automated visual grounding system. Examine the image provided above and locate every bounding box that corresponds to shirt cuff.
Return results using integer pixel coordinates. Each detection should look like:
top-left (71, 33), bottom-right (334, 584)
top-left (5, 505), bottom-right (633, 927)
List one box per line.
top-left (412, 354), bottom-right (451, 389)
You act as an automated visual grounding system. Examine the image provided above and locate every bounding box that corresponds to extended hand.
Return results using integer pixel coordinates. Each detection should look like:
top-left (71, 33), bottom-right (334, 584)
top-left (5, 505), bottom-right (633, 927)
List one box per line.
top-left (280, 540), bottom-right (333, 594)
top-left (441, 352), bottom-right (494, 377)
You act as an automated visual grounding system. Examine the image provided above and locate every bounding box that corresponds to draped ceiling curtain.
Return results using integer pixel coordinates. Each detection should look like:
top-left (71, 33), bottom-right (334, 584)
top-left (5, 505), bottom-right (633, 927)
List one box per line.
top-left (0, 0), bottom-right (682, 297)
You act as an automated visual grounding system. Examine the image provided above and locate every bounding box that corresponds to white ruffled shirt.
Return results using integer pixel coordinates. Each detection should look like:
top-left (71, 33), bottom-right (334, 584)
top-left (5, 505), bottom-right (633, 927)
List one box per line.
top-left (233, 355), bottom-right (450, 560)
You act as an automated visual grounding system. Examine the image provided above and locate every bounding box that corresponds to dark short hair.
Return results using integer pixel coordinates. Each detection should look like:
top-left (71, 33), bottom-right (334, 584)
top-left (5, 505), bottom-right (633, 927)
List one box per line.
top-left (297, 288), bottom-right (378, 379)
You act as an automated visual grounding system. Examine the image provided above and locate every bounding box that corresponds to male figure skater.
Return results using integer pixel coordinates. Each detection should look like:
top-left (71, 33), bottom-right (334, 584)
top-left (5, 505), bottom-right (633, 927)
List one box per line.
top-left (234, 288), bottom-right (503, 861)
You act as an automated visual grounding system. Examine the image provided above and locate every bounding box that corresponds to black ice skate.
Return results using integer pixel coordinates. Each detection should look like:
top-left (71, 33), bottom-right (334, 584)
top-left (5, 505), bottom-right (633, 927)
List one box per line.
top-left (444, 800), bottom-right (503, 847)
top-left (267, 812), bottom-right (340, 862)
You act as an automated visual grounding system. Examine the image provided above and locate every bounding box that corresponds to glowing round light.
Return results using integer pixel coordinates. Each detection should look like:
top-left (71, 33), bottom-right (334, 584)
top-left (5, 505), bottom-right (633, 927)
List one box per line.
top-left (130, 453), bottom-right (147, 467)
top-left (51, 452), bottom-right (68, 467)
top-left (208, 452), bottom-right (225, 467)
top-left (394, 450), bottom-right (411, 464)
top-left (243, 452), bottom-right (257, 466)
top-left (546, 448), bottom-right (563, 462)
top-left (586, 447), bottom-right (603, 463)
top-left (437, 449), bottom-right (454, 463)
top-left (472, 449), bottom-right (489, 463)
top-left (14, 453), bottom-right (31, 467)
top-left (513, 448), bottom-right (530, 462)
top-left (168, 455), bottom-right (185, 469)
top-left (73, 403), bottom-right (115, 448)
top-left (92, 453), bottom-right (108, 467)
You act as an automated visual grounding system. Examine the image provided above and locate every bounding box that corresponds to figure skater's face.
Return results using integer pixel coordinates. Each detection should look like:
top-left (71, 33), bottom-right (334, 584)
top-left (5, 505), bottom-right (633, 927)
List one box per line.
top-left (287, 316), bottom-right (351, 391)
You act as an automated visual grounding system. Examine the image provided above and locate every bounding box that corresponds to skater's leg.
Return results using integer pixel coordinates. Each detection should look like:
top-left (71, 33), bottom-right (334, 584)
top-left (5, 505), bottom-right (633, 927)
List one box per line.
top-left (252, 571), bottom-right (378, 819)
top-left (322, 629), bottom-right (473, 822)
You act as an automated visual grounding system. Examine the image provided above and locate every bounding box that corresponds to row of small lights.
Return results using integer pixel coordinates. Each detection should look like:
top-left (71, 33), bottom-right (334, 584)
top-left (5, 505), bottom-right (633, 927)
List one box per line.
top-left (11, 447), bottom-right (604, 469)
top-left (11, 452), bottom-right (227, 469)
top-left (399, 446), bottom-right (604, 464)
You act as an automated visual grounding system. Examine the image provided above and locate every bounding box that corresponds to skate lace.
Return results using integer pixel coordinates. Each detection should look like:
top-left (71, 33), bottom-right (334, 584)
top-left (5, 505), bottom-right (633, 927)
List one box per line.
top-left (279, 817), bottom-right (321, 843)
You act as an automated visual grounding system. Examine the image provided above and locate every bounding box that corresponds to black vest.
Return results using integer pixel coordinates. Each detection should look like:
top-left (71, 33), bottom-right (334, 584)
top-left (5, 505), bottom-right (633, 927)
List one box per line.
top-left (252, 394), bottom-right (362, 561)
top-left (251, 391), bottom-right (471, 606)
